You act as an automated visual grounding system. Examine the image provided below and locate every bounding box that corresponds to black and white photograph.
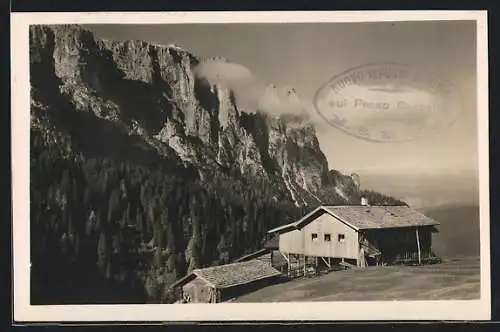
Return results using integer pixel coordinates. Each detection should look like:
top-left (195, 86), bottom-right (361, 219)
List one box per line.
top-left (12, 11), bottom-right (490, 321)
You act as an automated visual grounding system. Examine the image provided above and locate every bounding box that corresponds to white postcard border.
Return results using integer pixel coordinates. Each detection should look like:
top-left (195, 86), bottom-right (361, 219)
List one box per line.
top-left (11, 10), bottom-right (490, 322)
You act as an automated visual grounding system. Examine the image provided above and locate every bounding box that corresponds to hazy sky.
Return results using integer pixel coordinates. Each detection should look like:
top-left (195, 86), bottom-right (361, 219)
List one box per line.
top-left (87, 21), bottom-right (478, 177)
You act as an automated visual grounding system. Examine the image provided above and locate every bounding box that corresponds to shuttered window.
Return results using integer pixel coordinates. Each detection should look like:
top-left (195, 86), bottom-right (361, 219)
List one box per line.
top-left (338, 234), bottom-right (345, 242)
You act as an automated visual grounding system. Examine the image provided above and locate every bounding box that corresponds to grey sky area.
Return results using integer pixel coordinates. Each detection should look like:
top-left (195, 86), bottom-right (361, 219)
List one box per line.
top-left (87, 21), bottom-right (478, 180)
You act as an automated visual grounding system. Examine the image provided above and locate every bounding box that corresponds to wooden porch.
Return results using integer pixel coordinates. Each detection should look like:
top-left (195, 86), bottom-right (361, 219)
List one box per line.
top-left (361, 226), bottom-right (441, 266)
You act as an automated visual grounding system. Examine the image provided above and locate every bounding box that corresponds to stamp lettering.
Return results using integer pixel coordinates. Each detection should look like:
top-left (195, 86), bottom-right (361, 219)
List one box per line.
top-left (354, 98), bottom-right (390, 110)
top-left (313, 63), bottom-right (462, 143)
top-left (397, 101), bottom-right (434, 113)
top-left (329, 99), bottom-right (347, 108)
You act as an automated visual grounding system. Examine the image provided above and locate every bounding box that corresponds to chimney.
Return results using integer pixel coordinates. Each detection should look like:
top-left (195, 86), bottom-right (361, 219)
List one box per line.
top-left (361, 196), bottom-right (369, 206)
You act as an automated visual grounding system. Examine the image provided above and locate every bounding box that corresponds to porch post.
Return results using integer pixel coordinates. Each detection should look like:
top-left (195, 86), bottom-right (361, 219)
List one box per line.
top-left (415, 228), bottom-right (422, 265)
top-left (359, 246), bottom-right (365, 268)
top-left (321, 256), bottom-right (331, 269)
top-left (287, 253), bottom-right (291, 277)
top-left (303, 255), bottom-right (306, 277)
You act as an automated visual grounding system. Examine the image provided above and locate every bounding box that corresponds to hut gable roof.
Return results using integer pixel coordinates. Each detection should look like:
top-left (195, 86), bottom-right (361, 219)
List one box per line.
top-left (234, 248), bottom-right (269, 262)
top-left (171, 260), bottom-right (282, 290)
top-left (324, 205), bottom-right (440, 230)
top-left (267, 206), bottom-right (326, 234)
top-left (263, 236), bottom-right (279, 249)
top-left (267, 205), bottom-right (440, 234)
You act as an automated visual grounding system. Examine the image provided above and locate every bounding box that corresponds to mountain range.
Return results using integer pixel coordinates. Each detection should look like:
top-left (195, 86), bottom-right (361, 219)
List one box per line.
top-left (30, 24), bottom-right (382, 208)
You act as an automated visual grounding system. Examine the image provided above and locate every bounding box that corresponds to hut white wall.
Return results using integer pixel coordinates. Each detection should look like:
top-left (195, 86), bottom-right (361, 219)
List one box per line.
top-left (278, 212), bottom-right (359, 259)
top-left (278, 229), bottom-right (302, 254)
top-left (182, 277), bottom-right (213, 303)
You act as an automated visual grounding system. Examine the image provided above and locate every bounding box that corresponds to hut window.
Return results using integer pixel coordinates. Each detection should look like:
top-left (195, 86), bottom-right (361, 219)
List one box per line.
top-left (311, 233), bottom-right (318, 241)
top-left (338, 234), bottom-right (345, 242)
top-left (324, 234), bottom-right (331, 242)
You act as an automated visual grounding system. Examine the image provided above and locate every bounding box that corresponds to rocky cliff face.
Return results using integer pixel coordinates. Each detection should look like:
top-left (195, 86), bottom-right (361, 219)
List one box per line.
top-left (29, 24), bottom-right (359, 207)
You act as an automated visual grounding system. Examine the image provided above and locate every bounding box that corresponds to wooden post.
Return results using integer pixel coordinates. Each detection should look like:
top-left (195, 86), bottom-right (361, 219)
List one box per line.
top-left (415, 228), bottom-right (421, 265)
top-left (321, 257), bottom-right (331, 269)
top-left (287, 253), bottom-right (291, 277)
top-left (303, 255), bottom-right (306, 277)
top-left (211, 288), bottom-right (216, 303)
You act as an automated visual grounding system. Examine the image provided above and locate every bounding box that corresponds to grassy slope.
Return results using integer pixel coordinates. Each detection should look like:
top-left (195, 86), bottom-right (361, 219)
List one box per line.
top-left (235, 257), bottom-right (480, 302)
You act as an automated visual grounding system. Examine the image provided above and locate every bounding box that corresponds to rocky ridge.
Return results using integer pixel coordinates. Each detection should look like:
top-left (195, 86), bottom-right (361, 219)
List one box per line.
top-left (29, 24), bottom-right (361, 207)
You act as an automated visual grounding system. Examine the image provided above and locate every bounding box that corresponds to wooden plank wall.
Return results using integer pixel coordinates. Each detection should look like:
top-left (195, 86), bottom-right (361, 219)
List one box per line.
top-left (279, 213), bottom-right (359, 259)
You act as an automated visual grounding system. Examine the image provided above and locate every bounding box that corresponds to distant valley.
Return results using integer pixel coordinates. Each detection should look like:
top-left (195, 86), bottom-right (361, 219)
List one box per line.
top-left (422, 204), bottom-right (480, 259)
top-left (358, 171), bottom-right (479, 210)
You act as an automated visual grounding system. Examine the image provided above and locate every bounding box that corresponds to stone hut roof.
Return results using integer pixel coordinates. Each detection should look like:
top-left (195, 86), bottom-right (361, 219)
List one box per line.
top-left (171, 260), bottom-right (282, 290)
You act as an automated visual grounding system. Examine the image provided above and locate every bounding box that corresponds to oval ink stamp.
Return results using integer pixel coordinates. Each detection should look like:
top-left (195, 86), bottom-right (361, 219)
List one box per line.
top-left (313, 63), bottom-right (462, 143)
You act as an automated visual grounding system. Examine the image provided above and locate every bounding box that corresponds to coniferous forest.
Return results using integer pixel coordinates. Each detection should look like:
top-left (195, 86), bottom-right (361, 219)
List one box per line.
top-left (30, 128), bottom-right (404, 304)
top-left (30, 129), bottom-right (311, 304)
